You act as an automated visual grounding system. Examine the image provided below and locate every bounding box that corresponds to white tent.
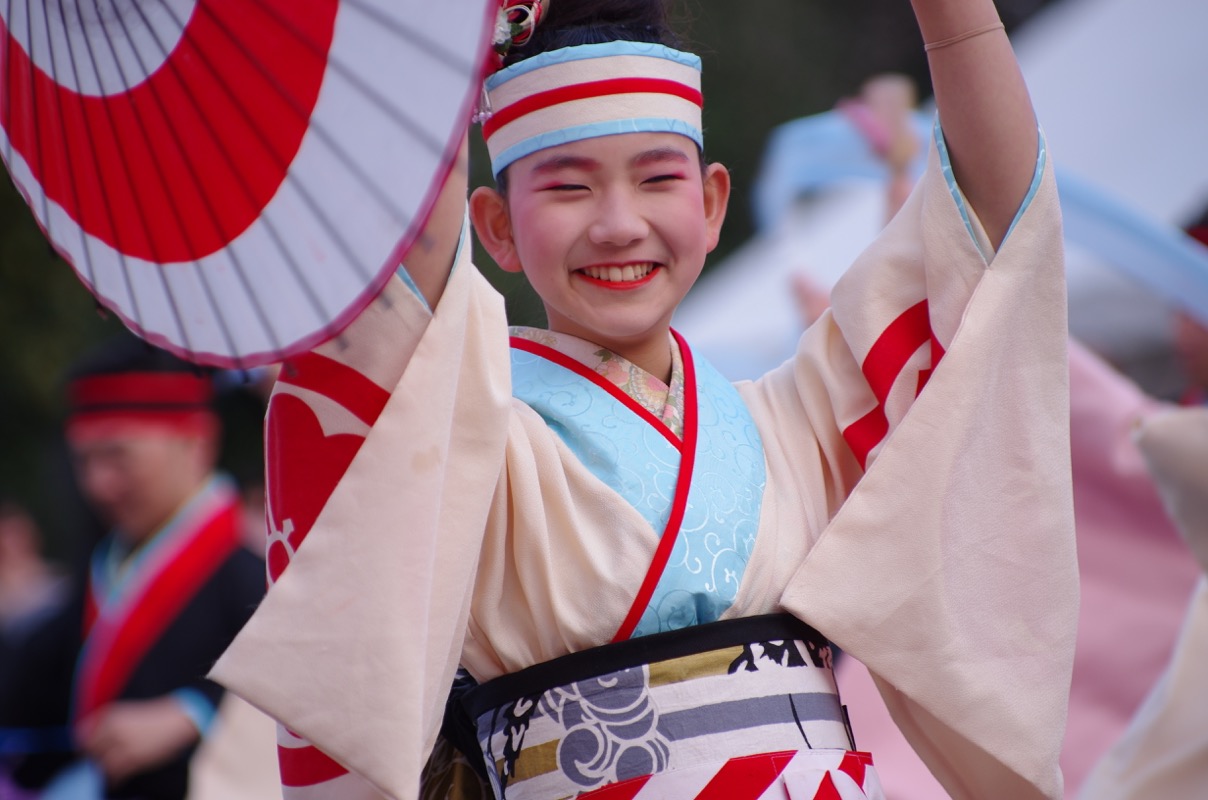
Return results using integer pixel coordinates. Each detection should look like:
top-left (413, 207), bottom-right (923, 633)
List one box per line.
top-left (675, 0), bottom-right (1208, 393)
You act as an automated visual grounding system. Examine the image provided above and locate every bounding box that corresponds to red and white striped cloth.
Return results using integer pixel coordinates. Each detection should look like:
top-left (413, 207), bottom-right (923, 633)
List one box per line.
top-left (578, 749), bottom-right (882, 800)
top-left (481, 40), bottom-right (703, 176)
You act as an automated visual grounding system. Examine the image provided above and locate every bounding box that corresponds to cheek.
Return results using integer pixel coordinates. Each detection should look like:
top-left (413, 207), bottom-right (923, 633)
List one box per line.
top-left (514, 213), bottom-right (575, 267)
top-left (663, 201), bottom-right (710, 257)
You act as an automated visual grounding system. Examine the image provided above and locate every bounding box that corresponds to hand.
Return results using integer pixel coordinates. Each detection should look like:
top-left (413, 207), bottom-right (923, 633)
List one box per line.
top-left (791, 272), bottom-right (832, 328)
top-left (77, 696), bottom-right (201, 785)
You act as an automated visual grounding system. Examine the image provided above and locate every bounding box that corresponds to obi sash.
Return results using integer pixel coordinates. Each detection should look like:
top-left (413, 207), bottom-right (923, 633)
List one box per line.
top-left (74, 476), bottom-right (242, 723)
top-left (459, 614), bottom-right (883, 800)
top-left (510, 331), bottom-right (767, 641)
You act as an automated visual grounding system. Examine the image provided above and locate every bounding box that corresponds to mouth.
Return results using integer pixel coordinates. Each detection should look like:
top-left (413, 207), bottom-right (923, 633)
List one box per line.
top-left (576, 262), bottom-right (659, 288)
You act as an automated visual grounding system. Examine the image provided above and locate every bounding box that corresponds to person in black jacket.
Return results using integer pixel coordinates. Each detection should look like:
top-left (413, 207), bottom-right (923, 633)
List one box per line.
top-left (2, 335), bottom-right (264, 800)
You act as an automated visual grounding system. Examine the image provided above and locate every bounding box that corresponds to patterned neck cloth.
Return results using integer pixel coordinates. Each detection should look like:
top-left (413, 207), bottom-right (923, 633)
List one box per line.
top-left (510, 327), bottom-right (686, 438)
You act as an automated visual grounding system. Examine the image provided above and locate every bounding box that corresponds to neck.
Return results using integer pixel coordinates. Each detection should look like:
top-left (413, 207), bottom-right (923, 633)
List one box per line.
top-left (595, 332), bottom-right (675, 385)
top-left (625, 342), bottom-right (674, 385)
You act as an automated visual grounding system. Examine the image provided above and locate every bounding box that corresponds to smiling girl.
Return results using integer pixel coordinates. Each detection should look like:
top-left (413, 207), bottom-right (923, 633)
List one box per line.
top-left (214, 1), bottom-right (1077, 798)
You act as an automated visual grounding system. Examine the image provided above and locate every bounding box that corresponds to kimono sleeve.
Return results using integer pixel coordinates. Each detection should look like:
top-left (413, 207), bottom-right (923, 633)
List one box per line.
top-left (749, 127), bottom-right (1078, 798)
top-left (212, 220), bottom-right (514, 800)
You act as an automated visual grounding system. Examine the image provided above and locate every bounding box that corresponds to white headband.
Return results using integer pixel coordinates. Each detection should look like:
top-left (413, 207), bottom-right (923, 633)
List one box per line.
top-left (481, 40), bottom-right (704, 177)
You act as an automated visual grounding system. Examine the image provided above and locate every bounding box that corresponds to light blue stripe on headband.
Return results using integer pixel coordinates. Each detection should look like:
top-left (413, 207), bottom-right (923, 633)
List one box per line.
top-left (491, 118), bottom-right (704, 177)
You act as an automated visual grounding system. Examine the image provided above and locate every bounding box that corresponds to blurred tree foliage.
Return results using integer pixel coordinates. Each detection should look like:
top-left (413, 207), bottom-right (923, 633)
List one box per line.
top-left (0, 0), bottom-right (1049, 557)
top-left (0, 182), bottom-right (125, 558)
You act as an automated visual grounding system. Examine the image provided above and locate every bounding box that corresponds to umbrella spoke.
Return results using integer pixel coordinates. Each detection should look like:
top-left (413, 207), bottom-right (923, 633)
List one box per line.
top-left (255, 0), bottom-right (451, 159)
top-left (1, 0), bottom-right (494, 366)
top-left (42, 0), bottom-right (98, 286)
top-left (48, 0), bottom-right (140, 313)
top-left (2, 0), bottom-right (15, 167)
top-left (198, 0), bottom-right (412, 242)
top-left (108, 0), bottom-right (288, 366)
top-left (341, 0), bottom-right (479, 76)
top-left (22, 0), bottom-right (52, 233)
top-left (74, 0), bottom-right (188, 351)
top-left (146, 0), bottom-right (353, 334)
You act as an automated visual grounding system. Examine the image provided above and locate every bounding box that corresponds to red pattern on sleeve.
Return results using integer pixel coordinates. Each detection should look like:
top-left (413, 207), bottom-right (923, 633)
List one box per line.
top-left (265, 354), bottom-right (391, 582)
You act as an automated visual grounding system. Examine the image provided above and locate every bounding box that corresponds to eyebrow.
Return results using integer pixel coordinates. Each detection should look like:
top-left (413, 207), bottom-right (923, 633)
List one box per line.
top-left (527, 146), bottom-right (692, 176)
top-left (529, 154), bottom-right (599, 175)
top-left (630, 147), bottom-right (691, 168)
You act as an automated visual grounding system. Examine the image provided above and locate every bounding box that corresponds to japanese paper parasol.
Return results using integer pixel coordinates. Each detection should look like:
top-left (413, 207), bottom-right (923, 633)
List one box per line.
top-left (0, 0), bottom-right (497, 367)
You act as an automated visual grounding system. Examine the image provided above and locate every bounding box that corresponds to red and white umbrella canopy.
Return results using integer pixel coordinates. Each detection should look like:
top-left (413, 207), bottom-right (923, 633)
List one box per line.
top-left (1, 0), bottom-right (496, 367)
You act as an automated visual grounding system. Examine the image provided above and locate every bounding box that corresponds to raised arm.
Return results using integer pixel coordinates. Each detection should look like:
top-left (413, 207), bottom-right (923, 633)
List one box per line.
top-left (911, 0), bottom-right (1037, 249)
top-left (399, 135), bottom-right (471, 309)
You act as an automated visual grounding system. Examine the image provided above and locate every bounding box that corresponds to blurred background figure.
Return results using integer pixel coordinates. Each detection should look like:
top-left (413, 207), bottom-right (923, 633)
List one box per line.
top-left (0, 334), bottom-right (276, 800)
top-left (1171, 214), bottom-right (1208, 405)
top-left (1078, 405), bottom-right (1208, 798)
top-left (0, 497), bottom-right (68, 656)
top-left (835, 73), bottom-right (921, 226)
top-left (0, 498), bottom-right (69, 800)
top-left (212, 364), bottom-right (281, 556)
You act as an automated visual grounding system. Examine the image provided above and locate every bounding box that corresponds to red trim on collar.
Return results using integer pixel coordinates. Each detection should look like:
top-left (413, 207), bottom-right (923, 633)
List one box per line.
top-left (612, 329), bottom-right (699, 642)
top-left (509, 336), bottom-right (681, 449)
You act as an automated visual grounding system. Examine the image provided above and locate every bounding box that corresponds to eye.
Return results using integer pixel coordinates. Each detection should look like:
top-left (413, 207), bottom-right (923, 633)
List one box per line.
top-left (541, 183), bottom-right (588, 192)
top-left (642, 173), bottom-right (684, 185)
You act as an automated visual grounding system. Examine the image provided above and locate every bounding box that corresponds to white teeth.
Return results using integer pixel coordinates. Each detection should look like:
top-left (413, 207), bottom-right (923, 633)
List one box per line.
top-left (583, 263), bottom-right (654, 282)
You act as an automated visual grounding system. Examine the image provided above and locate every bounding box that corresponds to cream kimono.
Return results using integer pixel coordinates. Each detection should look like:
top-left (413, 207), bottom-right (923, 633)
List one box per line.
top-left (213, 130), bottom-right (1077, 799)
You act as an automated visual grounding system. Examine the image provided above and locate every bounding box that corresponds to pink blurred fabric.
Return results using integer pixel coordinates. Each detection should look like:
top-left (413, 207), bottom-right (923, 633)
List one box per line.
top-left (834, 338), bottom-right (1202, 798)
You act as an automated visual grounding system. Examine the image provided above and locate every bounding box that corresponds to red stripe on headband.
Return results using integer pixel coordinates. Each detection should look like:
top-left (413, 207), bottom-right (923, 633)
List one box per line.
top-left (482, 77), bottom-right (702, 139)
top-left (70, 372), bottom-right (213, 412)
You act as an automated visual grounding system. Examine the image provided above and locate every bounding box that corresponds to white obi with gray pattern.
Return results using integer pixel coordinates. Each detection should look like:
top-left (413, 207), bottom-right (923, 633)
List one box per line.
top-left (461, 615), bottom-right (862, 800)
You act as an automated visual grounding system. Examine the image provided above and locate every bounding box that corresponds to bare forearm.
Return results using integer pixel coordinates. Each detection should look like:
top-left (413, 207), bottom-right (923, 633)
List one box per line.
top-left (400, 136), bottom-right (471, 309)
top-left (912, 0), bottom-right (1037, 248)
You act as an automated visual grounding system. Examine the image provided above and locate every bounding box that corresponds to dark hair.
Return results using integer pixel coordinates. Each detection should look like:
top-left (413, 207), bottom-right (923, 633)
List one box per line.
top-left (503, 0), bottom-right (679, 67)
top-left (64, 333), bottom-right (216, 421)
top-left (67, 332), bottom-right (209, 384)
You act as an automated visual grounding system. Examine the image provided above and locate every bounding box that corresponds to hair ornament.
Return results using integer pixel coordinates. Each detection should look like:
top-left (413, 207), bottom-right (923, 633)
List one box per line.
top-left (494, 0), bottom-right (550, 57)
top-left (477, 0), bottom-right (550, 123)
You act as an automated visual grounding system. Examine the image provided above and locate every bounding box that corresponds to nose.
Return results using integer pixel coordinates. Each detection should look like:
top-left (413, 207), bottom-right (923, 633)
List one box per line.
top-left (587, 189), bottom-right (649, 247)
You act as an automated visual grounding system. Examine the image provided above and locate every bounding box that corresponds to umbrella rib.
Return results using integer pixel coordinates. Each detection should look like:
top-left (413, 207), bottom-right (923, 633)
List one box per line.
top-left (41, 0), bottom-right (98, 287)
top-left (51, 0), bottom-right (144, 323)
top-left (9, 1), bottom-right (483, 364)
top-left (338, 0), bottom-right (479, 76)
top-left (252, 0), bottom-right (452, 157)
top-left (75, 0), bottom-right (190, 353)
top-left (146, 0), bottom-right (354, 335)
top-left (189, 1), bottom-right (407, 284)
top-left (21, 0), bottom-right (52, 236)
top-left (2, 0), bottom-right (15, 168)
top-left (234, 0), bottom-right (445, 216)
top-left (129, 2), bottom-right (303, 362)
top-left (103, 1), bottom-right (277, 366)
top-left (112, 1), bottom-right (284, 366)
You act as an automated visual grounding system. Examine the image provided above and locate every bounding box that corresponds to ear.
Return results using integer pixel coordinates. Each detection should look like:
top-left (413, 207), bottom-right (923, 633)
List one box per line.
top-left (701, 162), bottom-right (731, 254)
top-left (469, 186), bottom-right (523, 273)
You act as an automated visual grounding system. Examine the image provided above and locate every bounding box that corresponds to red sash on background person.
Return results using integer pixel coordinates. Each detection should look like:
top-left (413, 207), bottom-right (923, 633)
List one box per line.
top-left (74, 479), bottom-right (242, 724)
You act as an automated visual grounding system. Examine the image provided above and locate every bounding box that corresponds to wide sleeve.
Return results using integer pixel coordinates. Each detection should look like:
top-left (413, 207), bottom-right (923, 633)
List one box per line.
top-left (210, 222), bottom-right (513, 800)
top-left (747, 126), bottom-right (1078, 798)
top-left (1077, 407), bottom-right (1208, 798)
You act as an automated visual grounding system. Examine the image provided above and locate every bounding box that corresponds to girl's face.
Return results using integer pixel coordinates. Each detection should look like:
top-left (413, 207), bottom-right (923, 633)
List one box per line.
top-left (472, 132), bottom-right (729, 373)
